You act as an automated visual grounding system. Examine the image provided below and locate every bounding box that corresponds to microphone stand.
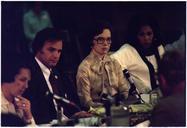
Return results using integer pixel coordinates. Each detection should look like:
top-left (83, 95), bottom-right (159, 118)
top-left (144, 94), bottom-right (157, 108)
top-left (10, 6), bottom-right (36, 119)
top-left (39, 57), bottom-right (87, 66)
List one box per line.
top-left (56, 103), bottom-right (63, 125)
top-left (124, 69), bottom-right (145, 103)
top-left (101, 94), bottom-right (112, 126)
top-left (46, 91), bottom-right (81, 112)
top-left (46, 91), bottom-right (81, 126)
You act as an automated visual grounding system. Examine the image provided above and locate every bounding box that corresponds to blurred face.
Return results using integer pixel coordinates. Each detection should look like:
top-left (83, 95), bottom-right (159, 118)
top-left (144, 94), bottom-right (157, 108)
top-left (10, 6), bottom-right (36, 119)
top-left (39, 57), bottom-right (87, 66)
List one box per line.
top-left (11, 68), bottom-right (31, 97)
top-left (36, 40), bottom-right (63, 68)
top-left (137, 25), bottom-right (154, 48)
top-left (92, 29), bottom-right (111, 56)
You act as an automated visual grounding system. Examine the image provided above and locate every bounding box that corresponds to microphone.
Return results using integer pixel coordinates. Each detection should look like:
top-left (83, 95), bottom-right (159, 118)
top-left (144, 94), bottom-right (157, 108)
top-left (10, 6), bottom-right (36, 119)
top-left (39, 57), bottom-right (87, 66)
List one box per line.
top-left (123, 69), bottom-right (142, 101)
top-left (124, 69), bottom-right (139, 95)
top-left (101, 93), bottom-right (112, 117)
top-left (45, 91), bottom-right (81, 111)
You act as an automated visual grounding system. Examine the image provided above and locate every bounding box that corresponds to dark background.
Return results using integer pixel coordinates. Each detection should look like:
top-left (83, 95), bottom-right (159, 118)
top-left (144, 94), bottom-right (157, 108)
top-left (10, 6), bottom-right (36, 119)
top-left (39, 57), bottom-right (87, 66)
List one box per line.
top-left (1, 1), bottom-right (186, 74)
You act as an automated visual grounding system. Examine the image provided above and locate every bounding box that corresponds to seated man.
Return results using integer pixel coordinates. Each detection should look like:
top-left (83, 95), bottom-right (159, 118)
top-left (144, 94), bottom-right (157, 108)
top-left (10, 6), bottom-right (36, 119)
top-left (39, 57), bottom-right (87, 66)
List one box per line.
top-left (76, 21), bottom-right (129, 109)
top-left (150, 50), bottom-right (185, 126)
top-left (23, 28), bottom-right (89, 125)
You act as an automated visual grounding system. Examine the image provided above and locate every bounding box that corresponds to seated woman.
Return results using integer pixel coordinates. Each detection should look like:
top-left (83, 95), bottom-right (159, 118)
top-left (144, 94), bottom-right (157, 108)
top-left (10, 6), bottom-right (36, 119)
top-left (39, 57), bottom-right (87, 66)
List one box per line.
top-left (1, 58), bottom-right (35, 126)
top-left (76, 21), bottom-right (129, 109)
top-left (111, 13), bottom-right (165, 94)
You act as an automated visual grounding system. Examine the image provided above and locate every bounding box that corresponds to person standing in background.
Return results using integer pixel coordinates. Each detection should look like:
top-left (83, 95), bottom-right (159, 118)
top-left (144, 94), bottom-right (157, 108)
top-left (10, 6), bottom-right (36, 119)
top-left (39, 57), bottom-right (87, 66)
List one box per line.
top-left (23, 2), bottom-right (53, 52)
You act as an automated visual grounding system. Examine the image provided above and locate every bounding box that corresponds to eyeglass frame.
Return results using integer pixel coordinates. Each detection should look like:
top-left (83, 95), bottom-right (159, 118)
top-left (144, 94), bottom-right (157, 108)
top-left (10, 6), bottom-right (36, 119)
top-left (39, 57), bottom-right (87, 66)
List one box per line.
top-left (93, 37), bottom-right (112, 44)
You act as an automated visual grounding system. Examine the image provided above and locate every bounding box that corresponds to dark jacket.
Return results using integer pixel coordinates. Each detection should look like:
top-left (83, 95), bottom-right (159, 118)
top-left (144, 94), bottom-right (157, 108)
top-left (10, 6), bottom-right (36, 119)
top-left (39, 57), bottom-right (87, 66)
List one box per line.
top-left (150, 93), bottom-right (186, 126)
top-left (23, 57), bottom-right (80, 124)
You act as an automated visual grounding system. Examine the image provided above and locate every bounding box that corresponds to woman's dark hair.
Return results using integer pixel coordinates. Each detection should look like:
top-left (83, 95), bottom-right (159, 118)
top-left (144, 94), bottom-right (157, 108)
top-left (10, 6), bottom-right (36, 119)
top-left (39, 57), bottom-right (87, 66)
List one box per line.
top-left (126, 13), bottom-right (162, 47)
top-left (88, 20), bottom-right (112, 45)
top-left (1, 56), bottom-right (30, 83)
top-left (32, 27), bottom-right (63, 55)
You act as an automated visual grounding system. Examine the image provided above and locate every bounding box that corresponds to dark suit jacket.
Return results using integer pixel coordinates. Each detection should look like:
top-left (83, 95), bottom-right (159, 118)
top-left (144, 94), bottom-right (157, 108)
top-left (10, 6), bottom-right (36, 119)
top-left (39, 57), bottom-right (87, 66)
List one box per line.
top-left (150, 93), bottom-right (186, 126)
top-left (23, 57), bottom-right (80, 124)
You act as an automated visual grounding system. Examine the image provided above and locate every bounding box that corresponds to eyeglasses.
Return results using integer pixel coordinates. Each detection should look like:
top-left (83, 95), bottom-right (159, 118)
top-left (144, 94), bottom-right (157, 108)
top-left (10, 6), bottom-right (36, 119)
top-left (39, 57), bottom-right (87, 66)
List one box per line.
top-left (94, 37), bottom-right (112, 44)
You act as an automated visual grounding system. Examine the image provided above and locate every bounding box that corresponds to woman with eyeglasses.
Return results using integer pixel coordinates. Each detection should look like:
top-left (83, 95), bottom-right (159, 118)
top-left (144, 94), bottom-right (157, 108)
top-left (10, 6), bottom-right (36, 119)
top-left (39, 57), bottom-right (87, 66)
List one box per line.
top-left (111, 13), bottom-right (165, 95)
top-left (76, 21), bottom-right (129, 109)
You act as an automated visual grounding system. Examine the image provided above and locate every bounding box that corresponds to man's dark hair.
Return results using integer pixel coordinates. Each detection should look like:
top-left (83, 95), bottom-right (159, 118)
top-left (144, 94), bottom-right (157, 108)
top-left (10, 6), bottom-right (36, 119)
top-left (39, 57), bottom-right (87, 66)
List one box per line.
top-left (159, 50), bottom-right (185, 86)
top-left (32, 27), bottom-right (63, 55)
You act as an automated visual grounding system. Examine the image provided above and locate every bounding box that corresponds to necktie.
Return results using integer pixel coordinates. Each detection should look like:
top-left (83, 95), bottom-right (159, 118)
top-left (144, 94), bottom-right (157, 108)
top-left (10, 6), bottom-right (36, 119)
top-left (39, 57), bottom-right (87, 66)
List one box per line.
top-left (49, 70), bottom-right (60, 95)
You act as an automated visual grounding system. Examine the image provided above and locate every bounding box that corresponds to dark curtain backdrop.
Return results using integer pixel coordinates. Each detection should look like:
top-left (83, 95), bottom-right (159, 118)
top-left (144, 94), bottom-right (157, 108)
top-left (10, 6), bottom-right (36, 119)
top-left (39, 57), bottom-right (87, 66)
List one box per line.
top-left (2, 1), bottom-right (186, 73)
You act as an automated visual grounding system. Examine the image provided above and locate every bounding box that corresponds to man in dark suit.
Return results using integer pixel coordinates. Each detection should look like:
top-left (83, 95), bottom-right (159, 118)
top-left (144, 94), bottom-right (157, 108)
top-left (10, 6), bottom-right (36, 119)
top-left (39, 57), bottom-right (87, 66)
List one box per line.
top-left (23, 28), bottom-right (80, 124)
top-left (150, 50), bottom-right (185, 126)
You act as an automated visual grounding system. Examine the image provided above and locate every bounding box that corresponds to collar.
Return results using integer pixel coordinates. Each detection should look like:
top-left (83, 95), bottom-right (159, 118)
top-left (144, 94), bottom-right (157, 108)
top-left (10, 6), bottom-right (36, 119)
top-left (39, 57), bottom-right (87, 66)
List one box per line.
top-left (35, 57), bottom-right (51, 77)
top-left (90, 51), bottom-right (112, 75)
top-left (132, 43), bottom-right (158, 56)
top-left (90, 50), bottom-right (111, 63)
